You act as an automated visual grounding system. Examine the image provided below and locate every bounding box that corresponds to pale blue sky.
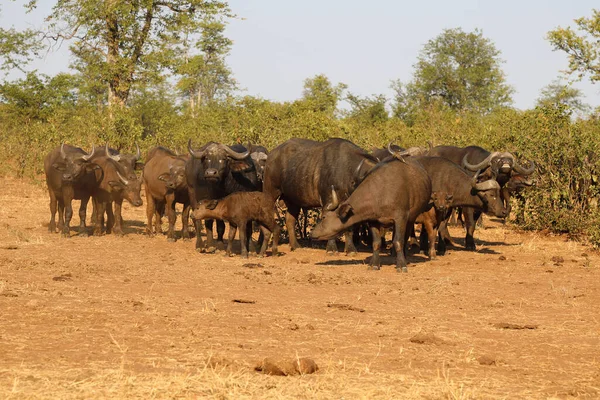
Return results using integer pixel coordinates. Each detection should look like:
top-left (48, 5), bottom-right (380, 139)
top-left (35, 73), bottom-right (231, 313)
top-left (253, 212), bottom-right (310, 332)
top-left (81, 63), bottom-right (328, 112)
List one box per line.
top-left (1, 0), bottom-right (598, 110)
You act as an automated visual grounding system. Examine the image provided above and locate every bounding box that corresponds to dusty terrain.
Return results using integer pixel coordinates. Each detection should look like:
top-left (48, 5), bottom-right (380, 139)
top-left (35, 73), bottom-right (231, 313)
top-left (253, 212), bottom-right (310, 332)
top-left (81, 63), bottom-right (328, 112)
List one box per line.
top-left (1, 176), bottom-right (599, 399)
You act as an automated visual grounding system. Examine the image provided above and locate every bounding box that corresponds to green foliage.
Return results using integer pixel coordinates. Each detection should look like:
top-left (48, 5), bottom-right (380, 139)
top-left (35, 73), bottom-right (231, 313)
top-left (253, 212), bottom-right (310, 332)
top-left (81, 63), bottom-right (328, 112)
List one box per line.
top-left (0, 4), bottom-right (42, 73)
top-left (345, 93), bottom-right (388, 125)
top-left (536, 78), bottom-right (590, 114)
top-left (547, 9), bottom-right (600, 83)
top-left (394, 28), bottom-right (514, 121)
top-left (301, 74), bottom-right (347, 116)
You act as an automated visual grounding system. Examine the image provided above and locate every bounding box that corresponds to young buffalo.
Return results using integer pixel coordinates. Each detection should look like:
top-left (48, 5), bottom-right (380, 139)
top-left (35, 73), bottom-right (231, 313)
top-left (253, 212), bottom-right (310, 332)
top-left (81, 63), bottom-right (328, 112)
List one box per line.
top-left (192, 192), bottom-right (280, 258)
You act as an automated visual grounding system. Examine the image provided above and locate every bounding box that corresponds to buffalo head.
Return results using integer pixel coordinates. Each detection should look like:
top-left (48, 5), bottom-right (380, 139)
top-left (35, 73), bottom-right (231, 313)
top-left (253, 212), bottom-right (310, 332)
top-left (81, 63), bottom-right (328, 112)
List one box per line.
top-left (158, 163), bottom-right (187, 190)
top-left (470, 170), bottom-right (506, 218)
top-left (53, 143), bottom-right (98, 183)
top-left (462, 151), bottom-right (535, 177)
top-left (188, 140), bottom-right (250, 182)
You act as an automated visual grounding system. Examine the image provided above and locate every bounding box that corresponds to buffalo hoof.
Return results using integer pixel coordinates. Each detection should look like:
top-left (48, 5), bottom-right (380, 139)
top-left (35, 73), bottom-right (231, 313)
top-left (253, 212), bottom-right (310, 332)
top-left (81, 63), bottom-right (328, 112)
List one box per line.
top-left (368, 265), bottom-right (381, 271)
top-left (195, 247), bottom-right (204, 254)
top-left (167, 237), bottom-right (176, 243)
top-left (78, 230), bottom-right (89, 237)
top-left (346, 251), bottom-right (358, 257)
top-left (241, 253), bottom-right (249, 259)
top-left (61, 231), bottom-right (70, 238)
top-left (396, 267), bottom-right (408, 273)
top-left (48, 224), bottom-right (56, 233)
top-left (465, 243), bottom-right (476, 251)
top-left (205, 246), bottom-right (217, 254)
top-left (326, 251), bottom-right (335, 256)
top-left (227, 252), bottom-right (234, 257)
top-left (182, 233), bottom-right (192, 241)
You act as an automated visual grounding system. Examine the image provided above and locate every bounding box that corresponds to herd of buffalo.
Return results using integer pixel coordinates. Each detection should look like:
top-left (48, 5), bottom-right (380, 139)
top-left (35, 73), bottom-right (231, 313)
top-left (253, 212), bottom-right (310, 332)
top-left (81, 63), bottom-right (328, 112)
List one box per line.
top-left (44, 138), bottom-right (536, 272)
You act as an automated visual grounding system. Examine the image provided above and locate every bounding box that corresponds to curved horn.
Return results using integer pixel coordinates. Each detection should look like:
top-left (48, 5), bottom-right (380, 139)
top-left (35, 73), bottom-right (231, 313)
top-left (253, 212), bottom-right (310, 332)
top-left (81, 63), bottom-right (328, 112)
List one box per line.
top-left (117, 170), bottom-right (129, 185)
top-left (188, 139), bottom-right (207, 159)
top-left (105, 143), bottom-right (120, 162)
top-left (427, 141), bottom-right (433, 151)
top-left (354, 158), bottom-right (366, 179)
top-left (470, 170), bottom-right (481, 189)
top-left (513, 160), bottom-right (536, 175)
top-left (387, 142), bottom-right (407, 163)
top-left (81, 144), bottom-right (96, 161)
top-left (398, 146), bottom-right (426, 157)
top-left (326, 186), bottom-right (340, 211)
top-left (220, 144), bottom-right (250, 160)
top-left (135, 142), bottom-right (141, 160)
top-left (462, 152), bottom-right (498, 172)
top-left (60, 143), bottom-right (67, 159)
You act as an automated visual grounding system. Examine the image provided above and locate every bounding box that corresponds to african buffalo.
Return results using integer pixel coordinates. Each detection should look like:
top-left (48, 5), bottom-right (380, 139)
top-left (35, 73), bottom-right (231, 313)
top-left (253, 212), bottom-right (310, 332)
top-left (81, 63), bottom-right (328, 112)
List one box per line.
top-left (91, 155), bottom-right (143, 236)
top-left (192, 192), bottom-right (280, 258)
top-left (408, 155), bottom-right (506, 254)
top-left (143, 146), bottom-right (191, 241)
top-left (263, 138), bottom-right (378, 255)
top-left (185, 140), bottom-right (252, 252)
top-left (311, 157), bottom-right (432, 272)
top-left (44, 143), bottom-right (98, 236)
top-left (429, 145), bottom-right (534, 249)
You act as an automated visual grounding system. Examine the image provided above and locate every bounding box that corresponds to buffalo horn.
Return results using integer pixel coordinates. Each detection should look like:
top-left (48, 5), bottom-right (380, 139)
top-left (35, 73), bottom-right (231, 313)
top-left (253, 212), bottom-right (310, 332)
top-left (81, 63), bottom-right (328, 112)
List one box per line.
top-left (354, 158), bottom-right (366, 179)
top-left (326, 186), bottom-right (340, 211)
top-left (135, 142), bottom-right (141, 160)
top-left (60, 143), bottom-right (67, 159)
top-left (188, 139), bottom-right (207, 159)
top-left (117, 170), bottom-right (129, 185)
top-left (220, 143), bottom-right (250, 160)
top-left (513, 159), bottom-right (536, 175)
top-left (462, 152), bottom-right (499, 171)
top-left (106, 143), bottom-right (121, 162)
top-left (81, 144), bottom-right (96, 161)
top-left (387, 142), bottom-right (407, 163)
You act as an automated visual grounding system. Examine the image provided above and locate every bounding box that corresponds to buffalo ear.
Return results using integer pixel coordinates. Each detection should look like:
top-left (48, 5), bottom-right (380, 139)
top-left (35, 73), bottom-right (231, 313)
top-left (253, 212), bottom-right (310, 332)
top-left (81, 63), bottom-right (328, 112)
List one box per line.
top-left (52, 162), bottom-right (66, 171)
top-left (135, 162), bottom-right (145, 170)
top-left (108, 181), bottom-right (124, 190)
top-left (337, 203), bottom-right (353, 220)
top-left (85, 163), bottom-right (101, 171)
top-left (157, 173), bottom-right (170, 181)
top-left (230, 161), bottom-right (252, 172)
top-left (205, 200), bottom-right (218, 210)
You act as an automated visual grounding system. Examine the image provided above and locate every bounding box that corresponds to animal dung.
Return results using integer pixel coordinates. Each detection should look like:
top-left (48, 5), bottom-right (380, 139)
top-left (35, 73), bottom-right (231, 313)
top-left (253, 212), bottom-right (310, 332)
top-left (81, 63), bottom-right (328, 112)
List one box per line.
top-left (255, 357), bottom-right (319, 376)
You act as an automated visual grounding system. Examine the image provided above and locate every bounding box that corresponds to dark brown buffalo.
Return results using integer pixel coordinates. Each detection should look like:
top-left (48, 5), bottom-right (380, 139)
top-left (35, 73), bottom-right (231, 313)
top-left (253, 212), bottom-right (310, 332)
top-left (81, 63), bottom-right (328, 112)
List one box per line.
top-left (428, 145), bottom-right (534, 250)
top-left (91, 156), bottom-right (143, 236)
top-left (408, 155), bottom-right (506, 255)
top-left (91, 143), bottom-right (144, 233)
top-left (185, 140), bottom-right (251, 252)
top-left (44, 143), bottom-right (98, 236)
top-left (192, 192), bottom-right (280, 258)
top-left (263, 138), bottom-right (378, 255)
top-left (143, 146), bottom-right (191, 241)
top-left (311, 158), bottom-right (432, 272)
top-left (413, 190), bottom-right (454, 259)
top-left (247, 143), bottom-right (269, 186)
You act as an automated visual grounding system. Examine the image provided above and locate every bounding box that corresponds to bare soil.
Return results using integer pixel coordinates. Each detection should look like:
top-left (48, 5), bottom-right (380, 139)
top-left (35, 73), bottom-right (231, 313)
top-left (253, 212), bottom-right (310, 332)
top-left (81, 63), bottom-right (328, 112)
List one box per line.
top-left (1, 177), bottom-right (599, 399)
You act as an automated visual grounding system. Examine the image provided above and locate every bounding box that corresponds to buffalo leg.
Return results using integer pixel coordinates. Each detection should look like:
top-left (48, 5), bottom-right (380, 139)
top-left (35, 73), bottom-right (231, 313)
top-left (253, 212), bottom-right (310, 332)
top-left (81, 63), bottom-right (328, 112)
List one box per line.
top-left (62, 186), bottom-right (75, 237)
top-left (93, 200), bottom-right (106, 236)
top-left (194, 217), bottom-right (205, 252)
top-left (112, 199), bottom-right (124, 236)
top-left (155, 201), bottom-right (164, 235)
top-left (257, 225), bottom-right (271, 257)
top-left (181, 202), bottom-right (191, 240)
top-left (463, 207), bottom-right (477, 251)
top-left (272, 224), bottom-right (281, 256)
top-left (285, 203), bottom-right (301, 251)
top-left (227, 223), bottom-right (237, 257)
top-left (216, 220), bottom-right (226, 250)
top-left (239, 220), bottom-right (249, 259)
top-left (204, 219), bottom-right (217, 252)
top-left (166, 193), bottom-right (177, 242)
top-left (423, 221), bottom-right (437, 259)
top-left (393, 218), bottom-right (409, 273)
top-left (106, 201), bottom-right (116, 235)
top-left (344, 230), bottom-right (358, 256)
top-left (145, 186), bottom-right (155, 236)
top-left (78, 195), bottom-right (90, 237)
top-left (369, 224), bottom-right (382, 270)
top-left (57, 200), bottom-right (65, 232)
top-left (48, 189), bottom-right (58, 233)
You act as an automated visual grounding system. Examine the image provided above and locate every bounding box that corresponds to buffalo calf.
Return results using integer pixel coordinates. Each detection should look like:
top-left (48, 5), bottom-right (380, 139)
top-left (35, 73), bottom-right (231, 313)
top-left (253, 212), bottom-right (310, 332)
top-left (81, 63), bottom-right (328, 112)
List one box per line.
top-left (192, 192), bottom-right (280, 258)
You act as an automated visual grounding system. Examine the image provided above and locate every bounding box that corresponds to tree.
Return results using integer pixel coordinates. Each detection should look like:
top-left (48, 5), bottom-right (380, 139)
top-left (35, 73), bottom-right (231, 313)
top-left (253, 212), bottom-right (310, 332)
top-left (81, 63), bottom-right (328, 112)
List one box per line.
top-left (536, 78), bottom-right (590, 113)
top-left (35, 0), bottom-right (232, 108)
top-left (402, 28), bottom-right (513, 114)
top-left (345, 93), bottom-right (388, 125)
top-left (0, 6), bottom-right (41, 73)
top-left (547, 9), bottom-right (600, 83)
top-left (174, 19), bottom-right (237, 114)
top-left (301, 74), bottom-right (347, 115)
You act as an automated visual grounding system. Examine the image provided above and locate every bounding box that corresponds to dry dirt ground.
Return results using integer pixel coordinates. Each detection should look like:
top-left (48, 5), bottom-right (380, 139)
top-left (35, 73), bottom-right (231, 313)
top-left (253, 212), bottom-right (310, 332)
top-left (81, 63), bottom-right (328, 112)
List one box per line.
top-left (1, 176), bottom-right (600, 399)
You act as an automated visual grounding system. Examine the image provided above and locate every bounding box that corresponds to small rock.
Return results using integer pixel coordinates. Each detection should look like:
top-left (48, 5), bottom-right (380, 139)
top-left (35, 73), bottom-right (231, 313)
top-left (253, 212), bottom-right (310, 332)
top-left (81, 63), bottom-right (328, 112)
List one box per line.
top-left (498, 255), bottom-right (506, 261)
top-left (255, 357), bottom-right (319, 376)
top-left (243, 263), bottom-right (264, 269)
top-left (294, 358), bottom-right (319, 375)
top-left (409, 333), bottom-right (447, 345)
top-left (305, 324), bottom-right (315, 330)
top-left (289, 323), bottom-right (300, 331)
top-left (551, 256), bottom-right (564, 265)
top-left (53, 273), bottom-right (72, 282)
